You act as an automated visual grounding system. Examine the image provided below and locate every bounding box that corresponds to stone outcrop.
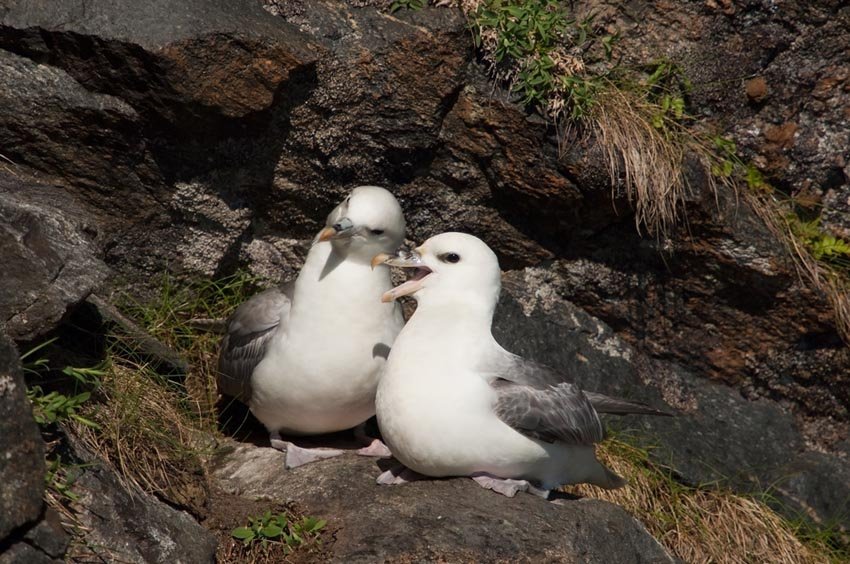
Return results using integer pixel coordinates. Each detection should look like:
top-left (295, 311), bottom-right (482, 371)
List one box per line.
top-left (0, 175), bottom-right (108, 341)
top-left (212, 442), bottom-right (676, 563)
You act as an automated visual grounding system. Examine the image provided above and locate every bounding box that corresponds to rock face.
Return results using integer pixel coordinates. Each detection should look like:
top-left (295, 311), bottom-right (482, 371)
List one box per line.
top-left (567, 0), bottom-right (850, 425)
top-left (0, 0), bottom-right (320, 284)
top-left (65, 459), bottom-right (217, 564)
top-left (212, 442), bottom-right (676, 563)
top-left (0, 174), bottom-right (108, 341)
top-left (0, 335), bottom-right (45, 543)
top-left (1, 0), bottom-right (846, 426)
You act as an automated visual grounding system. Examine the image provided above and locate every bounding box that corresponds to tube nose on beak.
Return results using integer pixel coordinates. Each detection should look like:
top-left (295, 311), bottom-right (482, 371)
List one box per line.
top-left (371, 253), bottom-right (392, 270)
top-left (312, 217), bottom-right (355, 246)
top-left (372, 248), bottom-right (425, 270)
top-left (316, 226), bottom-right (337, 243)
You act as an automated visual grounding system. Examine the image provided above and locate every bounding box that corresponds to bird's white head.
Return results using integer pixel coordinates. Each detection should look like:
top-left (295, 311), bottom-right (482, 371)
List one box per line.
top-left (375, 232), bottom-right (501, 312)
top-left (312, 186), bottom-right (406, 264)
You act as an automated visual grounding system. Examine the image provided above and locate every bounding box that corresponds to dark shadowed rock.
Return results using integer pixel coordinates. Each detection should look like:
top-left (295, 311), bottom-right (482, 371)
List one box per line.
top-left (212, 442), bottom-right (675, 563)
top-left (0, 174), bottom-right (108, 341)
top-left (0, 509), bottom-right (70, 564)
top-left (495, 269), bottom-right (850, 530)
top-left (0, 335), bottom-right (44, 542)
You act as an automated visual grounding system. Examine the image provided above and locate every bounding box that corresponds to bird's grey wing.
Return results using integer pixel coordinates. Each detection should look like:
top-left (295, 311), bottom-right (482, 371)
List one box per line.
top-left (484, 350), bottom-right (671, 417)
top-left (484, 351), bottom-right (563, 388)
top-left (491, 378), bottom-right (605, 446)
top-left (217, 282), bottom-right (293, 402)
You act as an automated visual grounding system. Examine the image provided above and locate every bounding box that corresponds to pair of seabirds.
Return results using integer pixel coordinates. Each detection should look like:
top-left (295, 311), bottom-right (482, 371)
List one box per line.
top-left (217, 186), bottom-right (668, 498)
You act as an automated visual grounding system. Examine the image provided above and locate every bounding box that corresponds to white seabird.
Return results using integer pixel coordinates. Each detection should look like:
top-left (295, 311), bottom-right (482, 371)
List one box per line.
top-left (217, 186), bottom-right (406, 468)
top-left (372, 232), bottom-right (670, 497)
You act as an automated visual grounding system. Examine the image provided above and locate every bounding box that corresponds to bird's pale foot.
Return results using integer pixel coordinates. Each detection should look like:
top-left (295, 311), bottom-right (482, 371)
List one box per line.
top-left (356, 438), bottom-right (392, 458)
top-left (285, 443), bottom-right (345, 469)
top-left (269, 431), bottom-right (288, 451)
top-left (470, 472), bottom-right (551, 499)
top-left (268, 432), bottom-right (345, 469)
top-left (376, 464), bottom-right (425, 485)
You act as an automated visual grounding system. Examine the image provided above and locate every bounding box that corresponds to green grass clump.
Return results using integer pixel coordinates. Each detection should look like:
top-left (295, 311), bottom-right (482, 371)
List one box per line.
top-left (65, 271), bottom-right (266, 509)
top-left (471, 0), bottom-right (615, 119)
top-left (117, 271), bottom-right (265, 427)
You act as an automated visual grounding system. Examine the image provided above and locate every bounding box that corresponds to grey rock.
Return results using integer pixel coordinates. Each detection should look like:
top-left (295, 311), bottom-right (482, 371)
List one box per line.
top-left (0, 0), bottom-right (312, 53)
top-left (70, 462), bottom-right (216, 564)
top-left (0, 49), bottom-right (154, 207)
top-left (21, 510), bottom-right (69, 561)
top-left (211, 442), bottom-right (675, 563)
top-left (495, 269), bottom-right (850, 531)
top-left (0, 0), bottom-right (320, 289)
top-left (0, 174), bottom-right (108, 341)
top-left (1, 509), bottom-right (70, 563)
top-left (0, 333), bottom-right (45, 542)
top-left (0, 543), bottom-right (54, 564)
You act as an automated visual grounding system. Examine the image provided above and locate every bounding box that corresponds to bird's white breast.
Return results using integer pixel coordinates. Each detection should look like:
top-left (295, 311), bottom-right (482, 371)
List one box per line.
top-left (376, 317), bottom-right (549, 477)
top-left (251, 244), bottom-right (403, 435)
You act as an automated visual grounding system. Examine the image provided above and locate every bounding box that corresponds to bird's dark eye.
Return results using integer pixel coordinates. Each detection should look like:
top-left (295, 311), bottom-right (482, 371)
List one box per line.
top-left (370, 229), bottom-right (385, 236)
top-left (440, 252), bottom-right (461, 264)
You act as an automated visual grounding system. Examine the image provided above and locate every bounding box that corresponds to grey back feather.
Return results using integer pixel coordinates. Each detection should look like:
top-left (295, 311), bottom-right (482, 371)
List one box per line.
top-left (484, 350), bottom-right (671, 417)
top-left (217, 282), bottom-right (294, 402)
top-left (491, 378), bottom-right (605, 445)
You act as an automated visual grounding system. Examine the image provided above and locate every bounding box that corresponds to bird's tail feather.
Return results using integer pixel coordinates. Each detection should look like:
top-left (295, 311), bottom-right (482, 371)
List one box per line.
top-left (600, 466), bottom-right (628, 489)
top-left (587, 462), bottom-right (628, 490)
top-left (585, 392), bottom-right (673, 417)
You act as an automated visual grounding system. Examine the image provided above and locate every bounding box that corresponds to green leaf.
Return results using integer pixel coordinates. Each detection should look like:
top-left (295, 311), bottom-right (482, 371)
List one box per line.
top-left (262, 524), bottom-right (283, 538)
top-left (232, 527), bottom-right (255, 540)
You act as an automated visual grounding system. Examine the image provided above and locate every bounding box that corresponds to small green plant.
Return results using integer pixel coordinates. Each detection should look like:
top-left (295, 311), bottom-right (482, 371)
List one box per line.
top-left (23, 348), bottom-right (105, 429)
top-left (790, 218), bottom-right (850, 264)
top-left (45, 456), bottom-right (81, 502)
top-left (638, 60), bottom-right (691, 130)
top-left (19, 337), bottom-right (57, 376)
top-left (390, 0), bottom-right (426, 13)
top-left (232, 511), bottom-right (326, 550)
top-left (27, 387), bottom-right (99, 428)
top-left (471, 0), bottom-right (616, 119)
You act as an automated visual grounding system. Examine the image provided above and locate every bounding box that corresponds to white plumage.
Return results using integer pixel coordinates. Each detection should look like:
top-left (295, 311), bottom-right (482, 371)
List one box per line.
top-left (218, 186), bottom-right (406, 464)
top-left (375, 232), bottom-right (668, 496)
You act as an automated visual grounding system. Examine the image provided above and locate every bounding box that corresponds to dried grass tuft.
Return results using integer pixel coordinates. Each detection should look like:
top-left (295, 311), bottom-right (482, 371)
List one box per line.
top-left (746, 192), bottom-right (850, 343)
top-left (72, 362), bottom-right (211, 513)
top-left (566, 439), bottom-right (840, 564)
top-left (585, 85), bottom-right (722, 236)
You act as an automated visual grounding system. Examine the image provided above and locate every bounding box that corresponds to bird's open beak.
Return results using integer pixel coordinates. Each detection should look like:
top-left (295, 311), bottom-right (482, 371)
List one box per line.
top-left (373, 248), bottom-right (432, 302)
top-left (312, 217), bottom-right (355, 246)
